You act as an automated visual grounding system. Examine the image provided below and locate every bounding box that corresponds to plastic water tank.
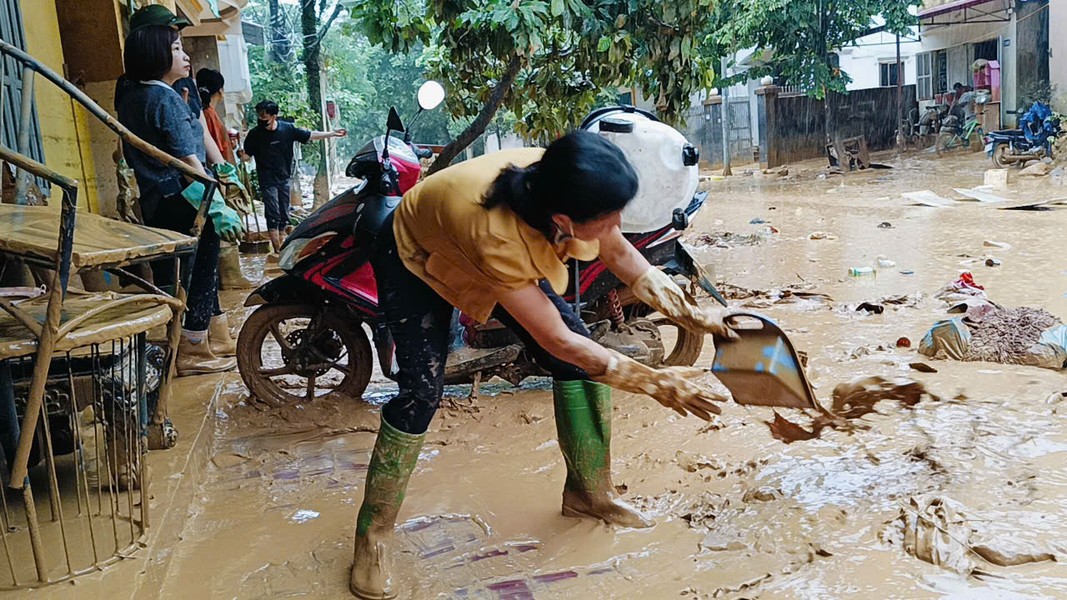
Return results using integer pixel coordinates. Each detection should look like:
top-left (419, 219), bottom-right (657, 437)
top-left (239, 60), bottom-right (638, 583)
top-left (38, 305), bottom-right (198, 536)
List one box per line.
top-left (583, 109), bottom-right (699, 233)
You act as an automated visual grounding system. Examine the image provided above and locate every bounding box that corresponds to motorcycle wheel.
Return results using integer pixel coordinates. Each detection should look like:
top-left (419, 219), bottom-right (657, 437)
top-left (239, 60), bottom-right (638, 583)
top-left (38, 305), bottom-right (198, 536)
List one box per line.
top-left (237, 303), bottom-right (373, 405)
top-left (935, 132), bottom-right (956, 156)
top-left (599, 287), bottom-right (704, 367)
top-left (990, 143), bottom-right (1012, 169)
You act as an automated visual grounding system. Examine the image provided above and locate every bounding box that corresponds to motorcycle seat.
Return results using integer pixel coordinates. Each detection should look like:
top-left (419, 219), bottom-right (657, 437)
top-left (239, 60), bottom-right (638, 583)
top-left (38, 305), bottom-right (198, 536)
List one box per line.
top-left (991, 129), bottom-right (1022, 136)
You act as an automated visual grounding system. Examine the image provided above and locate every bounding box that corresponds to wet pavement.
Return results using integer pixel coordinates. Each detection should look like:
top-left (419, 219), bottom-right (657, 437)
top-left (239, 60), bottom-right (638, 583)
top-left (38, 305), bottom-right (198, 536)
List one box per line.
top-left (29, 150), bottom-right (1067, 599)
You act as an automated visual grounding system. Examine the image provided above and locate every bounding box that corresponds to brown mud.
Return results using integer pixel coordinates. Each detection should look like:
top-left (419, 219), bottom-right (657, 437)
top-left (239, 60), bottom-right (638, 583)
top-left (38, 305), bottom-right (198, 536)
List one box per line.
top-left (25, 151), bottom-right (1067, 599)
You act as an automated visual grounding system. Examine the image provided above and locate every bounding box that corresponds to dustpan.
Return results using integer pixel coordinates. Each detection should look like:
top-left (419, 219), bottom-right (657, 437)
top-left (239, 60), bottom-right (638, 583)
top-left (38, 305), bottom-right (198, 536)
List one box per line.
top-left (710, 312), bottom-right (818, 409)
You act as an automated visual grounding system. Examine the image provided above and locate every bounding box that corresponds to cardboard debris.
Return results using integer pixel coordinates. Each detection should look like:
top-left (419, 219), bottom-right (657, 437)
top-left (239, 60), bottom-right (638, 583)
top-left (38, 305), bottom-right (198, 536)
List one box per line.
top-left (902, 190), bottom-right (955, 207)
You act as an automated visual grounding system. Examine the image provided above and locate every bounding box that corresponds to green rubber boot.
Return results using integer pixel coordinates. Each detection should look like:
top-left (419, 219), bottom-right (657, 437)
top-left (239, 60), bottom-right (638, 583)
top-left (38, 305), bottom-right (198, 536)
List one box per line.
top-left (350, 416), bottom-right (425, 599)
top-left (554, 380), bottom-right (653, 528)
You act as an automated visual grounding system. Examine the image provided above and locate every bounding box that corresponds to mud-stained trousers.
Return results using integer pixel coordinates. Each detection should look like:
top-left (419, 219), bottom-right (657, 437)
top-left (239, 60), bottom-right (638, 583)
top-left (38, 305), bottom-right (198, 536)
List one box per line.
top-left (370, 214), bottom-right (588, 435)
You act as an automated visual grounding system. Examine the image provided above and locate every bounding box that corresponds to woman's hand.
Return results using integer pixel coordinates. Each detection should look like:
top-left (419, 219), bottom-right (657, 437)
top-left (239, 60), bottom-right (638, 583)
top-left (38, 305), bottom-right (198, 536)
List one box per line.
top-left (592, 350), bottom-right (727, 421)
top-left (630, 267), bottom-right (739, 340)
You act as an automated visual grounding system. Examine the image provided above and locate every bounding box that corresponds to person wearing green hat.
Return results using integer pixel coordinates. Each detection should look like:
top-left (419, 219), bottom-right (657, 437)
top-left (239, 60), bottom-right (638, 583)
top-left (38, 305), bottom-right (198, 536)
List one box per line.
top-left (117, 6), bottom-right (245, 375)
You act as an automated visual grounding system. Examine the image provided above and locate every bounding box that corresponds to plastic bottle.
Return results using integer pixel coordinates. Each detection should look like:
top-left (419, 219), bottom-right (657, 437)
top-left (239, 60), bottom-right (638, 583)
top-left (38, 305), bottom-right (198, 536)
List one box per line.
top-left (849, 267), bottom-right (876, 277)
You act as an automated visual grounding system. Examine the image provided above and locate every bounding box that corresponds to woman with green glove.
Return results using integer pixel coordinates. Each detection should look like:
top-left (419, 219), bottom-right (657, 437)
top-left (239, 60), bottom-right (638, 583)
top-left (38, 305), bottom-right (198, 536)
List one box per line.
top-left (117, 12), bottom-right (245, 376)
top-left (350, 131), bottom-right (736, 598)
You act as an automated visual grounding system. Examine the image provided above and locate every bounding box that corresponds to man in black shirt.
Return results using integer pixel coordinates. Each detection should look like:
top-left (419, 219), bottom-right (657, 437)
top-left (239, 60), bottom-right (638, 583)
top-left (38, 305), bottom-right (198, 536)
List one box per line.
top-left (241, 100), bottom-right (346, 252)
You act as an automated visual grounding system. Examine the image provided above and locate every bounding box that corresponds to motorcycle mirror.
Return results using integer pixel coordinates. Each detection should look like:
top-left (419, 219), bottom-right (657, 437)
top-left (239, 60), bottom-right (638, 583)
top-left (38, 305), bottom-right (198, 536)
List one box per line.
top-left (387, 107), bottom-right (405, 133)
top-left (417, 81), bottom-right (445, 111)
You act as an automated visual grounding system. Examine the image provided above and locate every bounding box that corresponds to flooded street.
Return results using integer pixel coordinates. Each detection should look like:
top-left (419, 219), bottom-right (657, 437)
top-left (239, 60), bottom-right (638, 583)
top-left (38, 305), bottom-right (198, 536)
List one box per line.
top-left (37, 151), bottom-right (1067, 599)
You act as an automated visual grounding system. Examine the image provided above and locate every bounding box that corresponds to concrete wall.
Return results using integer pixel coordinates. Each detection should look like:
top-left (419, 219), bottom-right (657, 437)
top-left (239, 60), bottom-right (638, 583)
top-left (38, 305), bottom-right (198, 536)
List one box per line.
top-left (23, 0), bottom-right (101, 211)
top-left (1053, 0), bottom-right (1067, 111)
top-left (838, 31), bottom-right (921, 91)
top-left (758, 85), bottom-right (918, 167)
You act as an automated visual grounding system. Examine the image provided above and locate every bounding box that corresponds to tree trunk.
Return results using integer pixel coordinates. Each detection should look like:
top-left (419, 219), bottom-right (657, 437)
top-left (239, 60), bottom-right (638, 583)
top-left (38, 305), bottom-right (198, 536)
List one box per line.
top-left (301, 0), bottom-right (329, 207)
top-left (268, 0), bottom-right (289, 62)
top-left (426, 55), bottom-right (523, 176)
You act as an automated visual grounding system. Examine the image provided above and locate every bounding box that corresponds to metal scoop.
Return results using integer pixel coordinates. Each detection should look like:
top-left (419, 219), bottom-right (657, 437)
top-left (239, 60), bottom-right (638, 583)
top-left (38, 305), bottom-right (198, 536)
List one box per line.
top-left (710, 312), bottom-right (818, 409)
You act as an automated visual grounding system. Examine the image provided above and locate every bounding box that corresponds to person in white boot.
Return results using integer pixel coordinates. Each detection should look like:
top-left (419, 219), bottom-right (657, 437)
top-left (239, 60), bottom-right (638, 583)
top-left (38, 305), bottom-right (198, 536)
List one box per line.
top-left (116, 6), bottom-right (244, 376)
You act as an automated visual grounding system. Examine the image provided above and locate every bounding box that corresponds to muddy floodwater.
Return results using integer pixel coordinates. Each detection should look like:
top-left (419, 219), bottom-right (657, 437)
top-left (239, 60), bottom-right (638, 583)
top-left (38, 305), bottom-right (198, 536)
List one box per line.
top-left (31, 152), bottom-right (1067, 599)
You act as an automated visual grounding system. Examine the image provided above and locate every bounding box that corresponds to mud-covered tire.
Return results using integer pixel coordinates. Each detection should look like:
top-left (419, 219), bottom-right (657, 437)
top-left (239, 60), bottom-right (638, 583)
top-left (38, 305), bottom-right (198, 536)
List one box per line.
top-left (237, 303), bottom-right (373, 405)
top-left (991, 143), bottom-right (1011, 168)
top-left (597, 287), bottom-right (705, 367)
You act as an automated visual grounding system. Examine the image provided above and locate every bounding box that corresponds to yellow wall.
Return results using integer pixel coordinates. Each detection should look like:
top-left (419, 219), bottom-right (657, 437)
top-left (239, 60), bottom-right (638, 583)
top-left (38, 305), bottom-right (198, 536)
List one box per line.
top-left (22, 1), bottom-right (100, 212)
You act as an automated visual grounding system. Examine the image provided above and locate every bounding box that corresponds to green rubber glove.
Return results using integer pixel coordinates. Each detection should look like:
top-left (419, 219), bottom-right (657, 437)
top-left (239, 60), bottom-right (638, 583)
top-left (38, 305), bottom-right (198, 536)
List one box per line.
top-left (181, 181), bottom-right (245, 243)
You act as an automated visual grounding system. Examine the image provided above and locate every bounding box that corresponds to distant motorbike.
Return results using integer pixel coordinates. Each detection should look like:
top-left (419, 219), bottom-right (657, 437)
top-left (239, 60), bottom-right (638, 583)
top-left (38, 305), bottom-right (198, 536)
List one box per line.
top-left (236, 88), bottom-right (725, 405)
top-left (984, 101), bottom-right (1062, 168)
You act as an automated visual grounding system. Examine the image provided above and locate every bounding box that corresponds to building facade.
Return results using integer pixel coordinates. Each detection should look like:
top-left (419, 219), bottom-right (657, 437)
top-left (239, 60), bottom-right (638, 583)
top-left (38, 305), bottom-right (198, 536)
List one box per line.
top-left (1, 0), bottom-right (252, 216)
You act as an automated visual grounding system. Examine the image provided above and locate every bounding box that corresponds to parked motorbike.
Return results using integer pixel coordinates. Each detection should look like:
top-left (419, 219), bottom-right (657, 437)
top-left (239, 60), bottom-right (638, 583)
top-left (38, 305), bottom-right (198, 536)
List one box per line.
top-left (984, 101), bottom-right (1062, 168)
top-left (236, 85), bottom-right (724, 405)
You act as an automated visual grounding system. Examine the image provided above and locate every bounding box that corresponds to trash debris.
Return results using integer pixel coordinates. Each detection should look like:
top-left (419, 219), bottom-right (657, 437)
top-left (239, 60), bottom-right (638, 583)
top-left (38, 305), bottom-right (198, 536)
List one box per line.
top-left (809, 231), bottom-right (835, 240)
top-left (1019, 162), bottom-right (1051, 177)
top-left (750, 217), bottom-right (768, 225)
top-left (856, 302), bottom-right (885, 314)
top-left (884, 496), bottom-right (1057, 575)
top-left (909, 362), bottom-right (938, 373)
top-left (954, 188), bottom-right (1010, 203)
top-left (983, 240), bottom-right (1011, 249)
top-left (849, 267), bottom-right (876, 277)
top-left (877, 222), bottom-right (894, 229)
top-left (896, 337), bottom-right (912, 348)
top-left (687, 232), bottom-right (765, 248)
top-left (985, 258), bottom-right (1002, 267)
top-left (984, 169), bottom-right (1009, 189)
top-left (900, 270), bottom-right (915, 275)
top-left (902, 190), bottom-right (955, 207)
top-left (877, 257), bottom-right (897, 268)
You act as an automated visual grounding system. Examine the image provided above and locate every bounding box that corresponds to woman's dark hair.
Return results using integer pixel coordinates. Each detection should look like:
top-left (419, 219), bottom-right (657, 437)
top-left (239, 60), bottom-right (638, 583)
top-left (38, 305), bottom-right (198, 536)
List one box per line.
top-left (196, 68), bottom-right (225, 106)
top-left (483, 131), bottom-right (638, 236)
top-left (123, 25), bottom-right (180, 82)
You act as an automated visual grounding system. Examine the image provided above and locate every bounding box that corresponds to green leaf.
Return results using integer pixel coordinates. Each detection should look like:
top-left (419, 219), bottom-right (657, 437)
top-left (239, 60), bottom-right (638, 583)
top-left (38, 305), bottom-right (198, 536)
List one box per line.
top-left (597, 35), bottom-right (611, 52)
top-left (551, 0), bottom-right (564, 17)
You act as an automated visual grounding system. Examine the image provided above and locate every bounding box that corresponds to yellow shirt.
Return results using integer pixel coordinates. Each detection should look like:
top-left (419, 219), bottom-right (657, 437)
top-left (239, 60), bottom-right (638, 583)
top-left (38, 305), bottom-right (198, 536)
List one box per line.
top-left (393, 148), bottom-right (600, 323)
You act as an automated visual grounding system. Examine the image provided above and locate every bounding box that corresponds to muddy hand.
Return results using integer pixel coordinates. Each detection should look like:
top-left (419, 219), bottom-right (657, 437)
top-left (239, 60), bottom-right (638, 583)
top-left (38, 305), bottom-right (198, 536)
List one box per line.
top-left (592, 351), bottom-right (727, 421)
top-left (631, 267), bottom-right (739, 339)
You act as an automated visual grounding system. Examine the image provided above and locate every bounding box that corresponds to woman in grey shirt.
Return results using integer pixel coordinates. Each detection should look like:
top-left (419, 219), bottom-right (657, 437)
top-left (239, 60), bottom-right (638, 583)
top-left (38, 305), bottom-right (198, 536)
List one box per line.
top-left (117, 9), bottom-right (244, 376)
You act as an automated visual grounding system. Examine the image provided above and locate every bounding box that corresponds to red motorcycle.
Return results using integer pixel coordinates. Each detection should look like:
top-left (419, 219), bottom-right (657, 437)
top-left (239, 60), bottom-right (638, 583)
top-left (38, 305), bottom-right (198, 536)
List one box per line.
top-left (237, 85), bottom-right (725, 405)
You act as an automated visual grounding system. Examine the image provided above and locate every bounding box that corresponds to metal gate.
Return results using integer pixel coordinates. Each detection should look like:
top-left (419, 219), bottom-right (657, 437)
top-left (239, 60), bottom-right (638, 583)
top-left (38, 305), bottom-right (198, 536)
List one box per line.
top-left (1, 0), bottom-right (46, 166)
top-left (726, 99), bottom-right (753, 163)
top-left (680, 98), bottom-right (754, 167)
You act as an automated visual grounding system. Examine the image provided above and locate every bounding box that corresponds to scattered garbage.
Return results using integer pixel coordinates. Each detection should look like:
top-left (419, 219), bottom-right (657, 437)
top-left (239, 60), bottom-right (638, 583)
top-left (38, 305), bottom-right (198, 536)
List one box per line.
top-left (954, 188), bottom-right (1010, 203)
top-left (902, 190), bottom-right (955, 207)
top-left (1019, 162), bottom-right (1052, 177)
top-left (877, 222), bottom-right (894, 229)
top-left (856, 302), bottom-right (885, 314)
top-left (985, 258), bottom-right (1002, 267)
top-left (809, 231), bottom-right (835, 240)
top-left (877, 257), bottom-right (897, 268)
top-left (983, 240), bottom-right (1011, 249)
top-left (750, 217), bottom-right (768, 225)
top-left (849, 267), bottom-right (876, 277)
top-left (687, 232), bottom-right (765, 248)
top-left (984, 169), bottom-right (1009, 189)
top-left (900, 270), bottom-right (915, 275)
top-left (896, 337), bottom-right (912, 348)
top-left (921, 275), bottom-right (1065, 370)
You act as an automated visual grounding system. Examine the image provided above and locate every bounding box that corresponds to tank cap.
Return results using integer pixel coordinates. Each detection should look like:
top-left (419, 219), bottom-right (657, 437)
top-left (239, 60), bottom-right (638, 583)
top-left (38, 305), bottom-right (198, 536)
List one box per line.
top-left (599, 117), bottom-right (634, 133)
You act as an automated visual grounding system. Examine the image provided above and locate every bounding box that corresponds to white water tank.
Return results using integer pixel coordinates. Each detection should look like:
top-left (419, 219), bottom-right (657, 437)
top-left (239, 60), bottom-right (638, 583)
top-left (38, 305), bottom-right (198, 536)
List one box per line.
top-left (583, 109), bottom-right (699, 233)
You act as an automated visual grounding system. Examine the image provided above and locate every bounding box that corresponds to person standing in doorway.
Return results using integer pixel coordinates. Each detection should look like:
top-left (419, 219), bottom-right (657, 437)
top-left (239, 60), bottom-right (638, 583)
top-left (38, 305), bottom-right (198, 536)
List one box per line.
top-left (240, 100), bottom-right (346, 254)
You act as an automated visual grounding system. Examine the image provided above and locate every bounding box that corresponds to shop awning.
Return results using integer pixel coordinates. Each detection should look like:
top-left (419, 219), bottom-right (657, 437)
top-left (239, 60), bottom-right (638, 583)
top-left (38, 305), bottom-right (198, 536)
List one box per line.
top-left (919, 0), bottom-right (1010, 25)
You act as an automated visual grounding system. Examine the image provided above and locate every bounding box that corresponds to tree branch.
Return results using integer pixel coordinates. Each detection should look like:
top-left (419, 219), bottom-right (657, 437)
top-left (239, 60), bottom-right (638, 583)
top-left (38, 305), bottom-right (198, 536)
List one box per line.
top-left (316, 1), bottom-right (344, 46)
top-left (426, 55), bottom-right (524, 175)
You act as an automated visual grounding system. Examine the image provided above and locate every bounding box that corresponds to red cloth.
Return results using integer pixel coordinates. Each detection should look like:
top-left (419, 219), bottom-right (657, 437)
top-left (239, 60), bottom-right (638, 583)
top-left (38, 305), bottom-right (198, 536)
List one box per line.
top-left (956, 272), bottom-right (984, 290)
top-left (203, 105), bottom-right (235, 163)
